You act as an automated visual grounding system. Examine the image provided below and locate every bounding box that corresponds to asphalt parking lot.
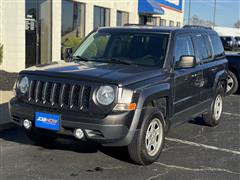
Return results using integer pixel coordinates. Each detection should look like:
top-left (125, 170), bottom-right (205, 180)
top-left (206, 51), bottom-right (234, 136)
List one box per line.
top-left (0, 95), bottom-right (239, 180)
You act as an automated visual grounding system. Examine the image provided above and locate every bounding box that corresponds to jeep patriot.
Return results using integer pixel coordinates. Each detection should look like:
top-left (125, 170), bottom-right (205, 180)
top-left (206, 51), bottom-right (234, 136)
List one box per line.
top-left (10, 25), bottom-right (228, 165)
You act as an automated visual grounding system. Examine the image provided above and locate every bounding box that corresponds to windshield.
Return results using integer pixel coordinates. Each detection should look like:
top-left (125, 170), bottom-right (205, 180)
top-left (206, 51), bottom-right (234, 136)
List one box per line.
top-left (73, 32), bottom-right (169, 67)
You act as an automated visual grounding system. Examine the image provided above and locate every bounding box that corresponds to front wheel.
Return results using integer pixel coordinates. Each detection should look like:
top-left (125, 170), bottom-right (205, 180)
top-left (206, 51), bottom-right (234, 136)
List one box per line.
top-left (127, 110), bottom-right (165, 165)
top-left (203, 87), bottom-right (224, 126)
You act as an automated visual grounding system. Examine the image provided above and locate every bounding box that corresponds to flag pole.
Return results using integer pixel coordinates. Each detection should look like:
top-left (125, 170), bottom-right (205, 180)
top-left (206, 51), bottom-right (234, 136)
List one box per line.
top-left (213, 0), bottom-right (217, 29)
top-left (188, 0), bottom-right (192, 25)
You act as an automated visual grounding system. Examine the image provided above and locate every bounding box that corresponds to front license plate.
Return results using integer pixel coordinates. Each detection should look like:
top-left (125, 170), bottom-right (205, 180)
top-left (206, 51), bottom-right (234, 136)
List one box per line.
top-left (35, 112), bottom-right (60, 131)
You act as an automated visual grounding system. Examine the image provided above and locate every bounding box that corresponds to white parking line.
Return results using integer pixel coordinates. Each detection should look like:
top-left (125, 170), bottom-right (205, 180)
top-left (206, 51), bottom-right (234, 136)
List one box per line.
top-left (223, 112), bottom-right (240, 117)
top-left (166, 137), bottom-right (240, 155)
top-left (154, 162), bottom-right (240, 175)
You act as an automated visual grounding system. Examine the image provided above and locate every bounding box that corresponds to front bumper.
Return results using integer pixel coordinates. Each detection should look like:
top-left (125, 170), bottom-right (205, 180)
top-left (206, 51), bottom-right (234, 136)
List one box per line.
top-left (9, 98), bottom-right (139, 146)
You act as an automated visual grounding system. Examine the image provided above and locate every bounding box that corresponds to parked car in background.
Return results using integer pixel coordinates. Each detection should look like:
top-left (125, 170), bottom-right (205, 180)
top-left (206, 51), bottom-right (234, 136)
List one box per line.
top-left (10, 25), bottom-right (228, 165)
top-left (235, 37), bottom-right (240, 48)
top-left (220, 36), bottom-right (238, 51)
top-left (226, 53), bottom-right (240, 95)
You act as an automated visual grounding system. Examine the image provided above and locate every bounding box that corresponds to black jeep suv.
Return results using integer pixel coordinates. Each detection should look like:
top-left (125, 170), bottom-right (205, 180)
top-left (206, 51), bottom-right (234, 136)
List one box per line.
top-left (10, 25), bottom-right (228, 165)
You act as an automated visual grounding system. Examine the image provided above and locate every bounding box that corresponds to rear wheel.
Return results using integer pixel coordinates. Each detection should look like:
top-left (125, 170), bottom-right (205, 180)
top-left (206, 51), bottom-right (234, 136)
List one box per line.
top-left (226, 71), bottom-right (238, 95)
top-left (127, 110), bottom-right (165, 165)
top-left (203, 84), bottom-right (224, 126)
top-left (26, 130), bottom-right (57, 145)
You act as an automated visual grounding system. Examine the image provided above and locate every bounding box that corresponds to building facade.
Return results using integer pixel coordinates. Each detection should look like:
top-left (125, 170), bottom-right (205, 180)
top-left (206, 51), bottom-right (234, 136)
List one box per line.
top-left (0, 0), bottom-right (184, 72)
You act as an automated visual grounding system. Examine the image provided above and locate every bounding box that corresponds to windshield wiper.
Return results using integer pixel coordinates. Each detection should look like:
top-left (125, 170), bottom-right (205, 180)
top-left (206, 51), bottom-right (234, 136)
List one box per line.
top-left (108, 58), bottom-right (134, 65)
top-left (73, 56), bottom-right (137, 66)
top-left (73, 55), bottom-right (91, 62)
top-left (73, 56), bottom-right (112, 64)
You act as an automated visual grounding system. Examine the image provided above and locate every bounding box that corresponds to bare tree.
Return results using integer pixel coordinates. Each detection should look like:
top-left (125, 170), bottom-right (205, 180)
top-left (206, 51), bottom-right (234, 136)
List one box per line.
top-left (234, 20), bottom-right (240, 28)
top-left (190, 15), bottom-right (216, 27)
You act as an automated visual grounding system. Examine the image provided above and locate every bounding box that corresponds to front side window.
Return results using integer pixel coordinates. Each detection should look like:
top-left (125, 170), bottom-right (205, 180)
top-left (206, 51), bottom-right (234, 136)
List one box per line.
top-left (174, 36), bottom-right (194, 63)
top-left (117, 11), bottom-right (129, 26)
top-left (94, 6), bottom-right (110, 29)
top-left (74, 32), bottom-right (169, 67)
top-left (61, 0), bottom-right (85, 59)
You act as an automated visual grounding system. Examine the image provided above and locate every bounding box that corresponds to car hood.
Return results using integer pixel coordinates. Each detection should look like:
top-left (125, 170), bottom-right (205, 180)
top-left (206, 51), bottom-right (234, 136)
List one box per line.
top-left (21, 61), bottom-right (165, 87)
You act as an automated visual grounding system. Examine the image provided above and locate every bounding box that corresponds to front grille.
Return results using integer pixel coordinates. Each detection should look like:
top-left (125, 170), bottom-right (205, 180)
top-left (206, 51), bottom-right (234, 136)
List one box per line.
top-left (26, 80), bottom-right (92, 111)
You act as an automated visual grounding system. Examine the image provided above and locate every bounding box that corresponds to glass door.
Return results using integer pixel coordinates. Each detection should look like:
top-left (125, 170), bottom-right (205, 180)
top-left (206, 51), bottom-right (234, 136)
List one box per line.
top-left (25, 0), bottom-right (52, 68)
top-left (25, 0), bottom-right (38, 68)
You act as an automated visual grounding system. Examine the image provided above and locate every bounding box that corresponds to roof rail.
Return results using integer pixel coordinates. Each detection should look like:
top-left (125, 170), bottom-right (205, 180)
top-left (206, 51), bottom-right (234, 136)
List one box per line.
top-left (124, 23), bottom-right (154, 27)
top-left (183, 25), bottom-right (212, 30)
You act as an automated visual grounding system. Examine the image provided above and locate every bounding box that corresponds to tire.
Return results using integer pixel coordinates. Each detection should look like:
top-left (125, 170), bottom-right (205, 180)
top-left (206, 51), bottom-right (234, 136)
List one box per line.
top-left (203, 83), bottom-right (224, 127)
top-left (26, 130), bottom-right (57, 145)
top-left (127, 109), bottom-right (166, 165)
top-left (226, 71), bottom-right (238, 95)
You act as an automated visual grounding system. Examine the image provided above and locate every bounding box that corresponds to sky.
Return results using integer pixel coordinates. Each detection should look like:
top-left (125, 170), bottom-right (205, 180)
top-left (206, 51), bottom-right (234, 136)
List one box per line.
top-left (183, 0), bottom-right (240, 27)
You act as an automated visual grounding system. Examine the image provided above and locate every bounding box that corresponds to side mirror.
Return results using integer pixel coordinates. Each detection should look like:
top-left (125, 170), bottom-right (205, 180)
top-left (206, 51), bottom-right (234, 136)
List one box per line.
top-left (177, 55), bottom-right (196, 69)
top-left (64, 47), bottom-right (73, 62)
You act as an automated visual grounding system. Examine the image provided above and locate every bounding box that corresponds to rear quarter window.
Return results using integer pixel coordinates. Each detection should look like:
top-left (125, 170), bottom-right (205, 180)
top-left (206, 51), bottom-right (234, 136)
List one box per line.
top-left (209, 35), bottom-right (225, 59)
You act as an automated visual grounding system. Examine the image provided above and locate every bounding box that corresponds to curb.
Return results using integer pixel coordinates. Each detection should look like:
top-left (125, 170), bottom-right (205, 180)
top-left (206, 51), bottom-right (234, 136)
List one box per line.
top-left (0, 122), bottom-right (16, 132)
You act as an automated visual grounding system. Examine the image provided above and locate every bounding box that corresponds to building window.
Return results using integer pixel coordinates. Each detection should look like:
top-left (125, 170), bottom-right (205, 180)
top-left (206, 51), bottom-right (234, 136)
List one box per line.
top-left (160, 19), bottom-right (166, 26)
top-left (117, 10), bottom-right (129, 26)
top-left (169, 20), bottom-right (174, 27)
top-left (139, 15), bottom-right (157, 26)
top-left (176, 22), bottom-right (181, 27)
top-left (94, 6), bottom-right (110, 29)
top-left (61, 0), bottom-right (85, 60)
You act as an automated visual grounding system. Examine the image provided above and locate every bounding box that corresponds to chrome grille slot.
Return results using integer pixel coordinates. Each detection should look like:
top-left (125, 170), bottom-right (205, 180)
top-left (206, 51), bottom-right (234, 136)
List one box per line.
top-left (35, 81), bottom-right (44, 103)
top-left (63, 84), bottom-right (71, 106)
top-left (28, 80), bottom-right (36, 101)
top-left (82, 86), bottom-right (91, 109)
top-left (42, 82), bottom-right (53, 104)
top-left (69, 85), bottom-right (81, 108)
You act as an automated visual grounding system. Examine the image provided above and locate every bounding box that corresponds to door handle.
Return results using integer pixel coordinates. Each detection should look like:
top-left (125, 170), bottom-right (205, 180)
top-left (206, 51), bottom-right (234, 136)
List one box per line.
top-left (191, 73), bottom-right (201, 78)
top-left (211, 67), bottom-right (217, 72)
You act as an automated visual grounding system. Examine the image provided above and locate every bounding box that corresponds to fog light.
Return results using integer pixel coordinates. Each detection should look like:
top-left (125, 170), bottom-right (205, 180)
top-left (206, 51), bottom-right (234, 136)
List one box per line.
top-left (23, 119), bottom-right (32, 129)
top-left (74, 128), bottom-right (84, 139)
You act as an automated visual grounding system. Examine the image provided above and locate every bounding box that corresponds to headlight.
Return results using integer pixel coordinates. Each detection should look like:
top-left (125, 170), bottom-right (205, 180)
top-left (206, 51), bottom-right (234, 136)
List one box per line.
top-left (18, 76), bottom-right (29, 94)
top-left (96, 86), bottom-right (115, 106)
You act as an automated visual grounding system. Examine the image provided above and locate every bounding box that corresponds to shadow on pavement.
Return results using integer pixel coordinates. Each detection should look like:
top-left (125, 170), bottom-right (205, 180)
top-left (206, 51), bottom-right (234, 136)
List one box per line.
top-left (188, 116), bottom-right (209, 127)
top-left (0, 102), bottom-right (14, 131)
top-left (0, 127), bottom-right (133, 164)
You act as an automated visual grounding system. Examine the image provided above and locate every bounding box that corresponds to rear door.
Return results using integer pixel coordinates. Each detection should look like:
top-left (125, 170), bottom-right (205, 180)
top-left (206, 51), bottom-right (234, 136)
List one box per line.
top-left (193, 34), bottom-right (225, 101)
top-left (192, 33), bottom-right (214, 101)
top-left (173, 34), bottom-right (204, 116)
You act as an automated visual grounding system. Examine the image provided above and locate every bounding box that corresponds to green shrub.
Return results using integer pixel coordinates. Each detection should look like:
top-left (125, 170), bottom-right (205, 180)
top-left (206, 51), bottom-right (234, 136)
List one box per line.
top-left (0, 44), bottom-right (3, 65)
top-left (62, 35), bottom-right (83, 51)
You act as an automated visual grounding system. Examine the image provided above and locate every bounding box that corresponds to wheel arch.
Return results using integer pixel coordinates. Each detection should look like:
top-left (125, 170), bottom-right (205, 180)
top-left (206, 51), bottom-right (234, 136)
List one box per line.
top-left (213, 70), bottom-right (228, 95)
top-left (136, 83), bottom-right (172, 131)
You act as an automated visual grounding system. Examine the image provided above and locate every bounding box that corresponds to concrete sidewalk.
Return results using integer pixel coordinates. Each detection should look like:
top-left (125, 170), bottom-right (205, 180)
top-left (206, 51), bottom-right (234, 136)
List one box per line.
top-left (0, 91), bottom-right (15, 131)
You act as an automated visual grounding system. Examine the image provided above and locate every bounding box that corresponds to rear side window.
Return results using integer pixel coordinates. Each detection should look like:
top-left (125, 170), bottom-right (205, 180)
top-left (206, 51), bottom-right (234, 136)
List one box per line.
top-left (174, 36), bottom-right (194, 63)
top-left (193, 34), bottom-right (211, 61)
top-left (209, 35), bottom-right (225, 58)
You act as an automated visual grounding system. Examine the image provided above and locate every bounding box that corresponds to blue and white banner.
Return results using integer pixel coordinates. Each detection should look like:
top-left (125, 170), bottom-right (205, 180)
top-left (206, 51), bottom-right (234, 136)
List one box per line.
top-left (138, 0), bottom-right (183, 14)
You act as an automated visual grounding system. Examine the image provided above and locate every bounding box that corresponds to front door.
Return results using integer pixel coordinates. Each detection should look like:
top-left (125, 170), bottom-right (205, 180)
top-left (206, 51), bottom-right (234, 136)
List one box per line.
top-left (173, 35), bottom-right (204, 119)
top-left (25, 0), bottom-right (52, 68)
